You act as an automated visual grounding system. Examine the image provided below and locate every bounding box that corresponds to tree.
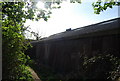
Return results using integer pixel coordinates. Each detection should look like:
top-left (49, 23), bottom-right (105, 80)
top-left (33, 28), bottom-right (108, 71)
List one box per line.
top-left (2, 1), bottom-right (51, 80)
top-left (92, 0), bottom-right (120, 14)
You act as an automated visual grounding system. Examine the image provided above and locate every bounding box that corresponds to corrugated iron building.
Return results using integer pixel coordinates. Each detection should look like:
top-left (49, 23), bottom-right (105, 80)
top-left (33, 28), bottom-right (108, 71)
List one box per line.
top-left (26, 17), bottom-right (120, 73)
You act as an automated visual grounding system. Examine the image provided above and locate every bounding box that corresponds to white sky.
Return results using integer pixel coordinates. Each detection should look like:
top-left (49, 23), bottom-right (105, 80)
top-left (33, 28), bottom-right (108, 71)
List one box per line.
top-left (24, 1), bottom-right (119, 39)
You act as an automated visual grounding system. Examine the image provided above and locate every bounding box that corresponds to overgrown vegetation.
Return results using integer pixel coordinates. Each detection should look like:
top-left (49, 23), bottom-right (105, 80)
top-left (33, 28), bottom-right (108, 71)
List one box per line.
top-left (83, 54), bottom-right (120, 81)
top-left (2, 2), bottom-right (33, 80)
top-left (30, 53), bottom-right (120, 81)
top-left (29, 60), bottom-right (59, 81)
top-left (2, 1), bottom-right (50, 80)
top-left (2, 0), bottom-right (120, 80)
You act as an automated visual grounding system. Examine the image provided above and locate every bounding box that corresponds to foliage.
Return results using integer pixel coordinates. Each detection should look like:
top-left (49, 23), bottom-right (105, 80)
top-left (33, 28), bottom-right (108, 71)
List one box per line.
top-left (2, 1), bottom-right (54, 80)
top-left (65, 0), bottom-right (120, 15)
top-left (31, 31), bottom-right (41, 40)
top-left (109, 65), bottom-right (120, 81)
top-left (2, 2), bottom-right (32, 80)
top-left (29, 60), bottom-right (62, 81)
top-left (58, 53), bottom-right (120, 81)
top-left (92, 0), bottom-right (120, 14)
top-left (2, 1), bottom-right (51, 80)
top-left (83, 54), bottom-right (120, 80)
top-left (61, 53), bottom-right (120, 81)
top-left (2, 0), bottom-right (120, 80)
top-left (28, 52), bottom-right (120, 81)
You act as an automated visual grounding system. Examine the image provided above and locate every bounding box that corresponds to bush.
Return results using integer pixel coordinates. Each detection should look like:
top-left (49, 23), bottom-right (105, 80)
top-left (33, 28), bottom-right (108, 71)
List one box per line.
top-left (2, 2), bottom-right (33, 80)
top-left (58, 53), bottom-right (120, 81)
top-left (83, 53), bottom-right (120, 81)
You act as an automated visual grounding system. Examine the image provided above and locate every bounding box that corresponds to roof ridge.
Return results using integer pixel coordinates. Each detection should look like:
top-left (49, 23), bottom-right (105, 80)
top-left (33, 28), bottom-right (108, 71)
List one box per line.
top-left (73, 17), bottom-right (120, 31)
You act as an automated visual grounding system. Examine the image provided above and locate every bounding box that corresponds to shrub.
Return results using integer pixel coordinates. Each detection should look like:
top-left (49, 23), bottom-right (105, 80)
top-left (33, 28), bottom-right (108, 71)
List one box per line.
top-left (2, 2), bottom-right (33, 80)
top-left (83, 53), bottom-right (120, 81)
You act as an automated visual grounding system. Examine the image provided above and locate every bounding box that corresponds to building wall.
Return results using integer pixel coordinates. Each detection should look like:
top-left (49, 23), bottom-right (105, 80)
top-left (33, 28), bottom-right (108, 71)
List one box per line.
top-left (26, 34), bottom-right (120, 73)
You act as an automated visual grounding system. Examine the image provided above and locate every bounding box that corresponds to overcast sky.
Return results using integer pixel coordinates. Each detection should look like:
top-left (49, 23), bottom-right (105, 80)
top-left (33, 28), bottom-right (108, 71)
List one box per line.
top-left (24, 1), bottom-right (119, 39)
